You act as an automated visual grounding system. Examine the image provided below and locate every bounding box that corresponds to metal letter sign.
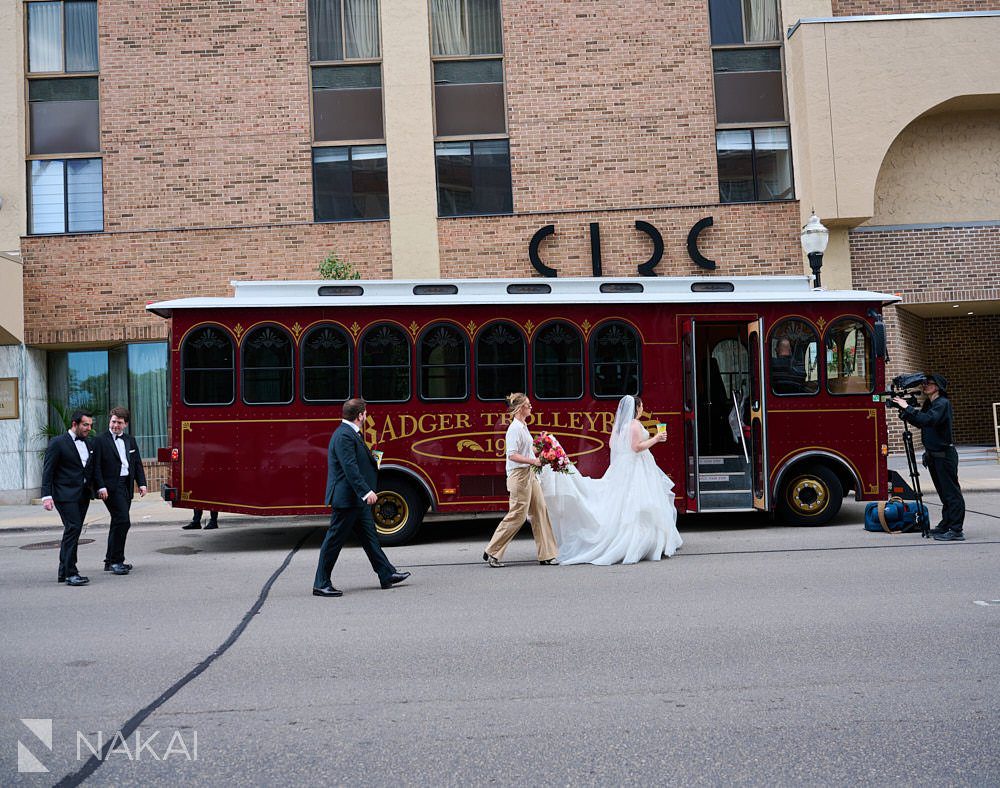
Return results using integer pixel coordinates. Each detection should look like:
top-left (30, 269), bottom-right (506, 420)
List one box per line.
top-left (529, 217), bottom-right (715, 277)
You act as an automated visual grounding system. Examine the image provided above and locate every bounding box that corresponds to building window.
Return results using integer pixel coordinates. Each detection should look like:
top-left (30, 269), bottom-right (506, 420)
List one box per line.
top-left (435, 140), bottom-right (512, 217)
top-left (312, 64), bottom-right (383, 142)
top-left (769, 319), bottom-right (819, 396)
top-left (717, 128), bottom-right (792, 203)
top-left (712, 48), bottom-right (784, 125)
top-left (47, 342), bottom-right (167, 452)
top-left (313, 145), bottom-right (389, 221)
top-left (591, 322), bottom-right (641, 399)
top-left (309, 2), bottom-right (382, 146)
top-left (28, 77), bottom-right (99, 155)
top-left (533, 321), bottom-right (583, 401)
top-left (28, 157), bottom-right (103, 234)
top-left (431, 0), bottom-right (502, 56)
top-left (27, 0), bottom-right (99, 73)
top-left (475, 321), bottom-right (525, 401)
top-left (360, 324), bottom-right (410, 403)
top-left (709, 0), bottom-right (780, 45)
top-left (26, 1), bottom-right (101, 233)
top-left (182, 327), bottom-right (235, 406)
top-left (419, 323), bottom-right (468, 401)
top-left (434, 59), bottom-right (505, 137)
top-left (825, 318), bottom-right (873, 396)
top-left (242, 325), bottom-right (294, 405)
top-left (301, 324), bottom-right (352, 403)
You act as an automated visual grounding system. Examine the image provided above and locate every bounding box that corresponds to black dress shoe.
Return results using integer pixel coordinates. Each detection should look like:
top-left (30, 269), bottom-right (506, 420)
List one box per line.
top-left (104, 562), bottom-right (133, 571)
top-left (57, 576), bottom-right (65, 583)
top-left (203, 521), bottom-right (218, 530)
top-left (65, 575), bottom-right (89, 586)
top-left (312, 585), bottom-right (343, 597)
top-left (182, 521), bottom-right (201, 530)
top-left (933, 530), bottom-right (966, 541)
top-left (109, 563), bottom-right (131, 575)
top-left (380, 571), bottom-right (411, 589)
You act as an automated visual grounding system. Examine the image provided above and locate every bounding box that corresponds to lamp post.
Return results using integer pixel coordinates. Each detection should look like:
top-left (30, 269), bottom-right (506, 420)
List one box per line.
top-left (800, 213), bottom-right (829, 288)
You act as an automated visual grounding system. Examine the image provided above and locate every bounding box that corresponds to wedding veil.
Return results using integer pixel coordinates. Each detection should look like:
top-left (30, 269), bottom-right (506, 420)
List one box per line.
top-left (609, 395), bottom-right (637, 461)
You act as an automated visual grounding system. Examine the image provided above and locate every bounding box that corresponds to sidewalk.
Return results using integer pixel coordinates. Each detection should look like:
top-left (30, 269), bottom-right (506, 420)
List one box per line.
top-left (2, 452), bottom-right (997, 533)
top-left (0, 494), bottom-right (233, 534)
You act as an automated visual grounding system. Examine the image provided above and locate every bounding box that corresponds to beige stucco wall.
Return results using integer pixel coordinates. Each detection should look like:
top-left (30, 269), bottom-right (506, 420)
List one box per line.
top-left (380, 0), bottom-right (441, 279)
top-left (0, 0), bottom-right (26, 343)
top-left (870, 109), bottom-right (1000, 226)
top-left (786, 13), bottom-right (1000, 227)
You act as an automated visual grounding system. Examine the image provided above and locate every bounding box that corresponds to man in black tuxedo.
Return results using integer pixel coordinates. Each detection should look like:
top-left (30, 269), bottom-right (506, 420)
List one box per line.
top-left (312, 398), bottom-right (410, 597)
top-left (93, 406), bottom-right (148, 575)
top-left (41, 409), bottom-right (96, 586)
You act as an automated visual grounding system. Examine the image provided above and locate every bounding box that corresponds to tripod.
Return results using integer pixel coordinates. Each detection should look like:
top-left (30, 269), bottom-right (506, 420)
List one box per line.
top-left (896, 411), bottom-right (930, 538)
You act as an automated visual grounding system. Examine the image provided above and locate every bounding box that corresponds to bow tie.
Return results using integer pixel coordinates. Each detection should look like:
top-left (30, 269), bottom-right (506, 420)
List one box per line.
top-left (74, 436), bottom-right (86, 442)
top-left (114, 434), bottom-right (124, 440)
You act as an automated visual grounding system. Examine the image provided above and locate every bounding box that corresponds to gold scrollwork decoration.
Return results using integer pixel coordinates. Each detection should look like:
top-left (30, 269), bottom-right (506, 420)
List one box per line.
top-left (408, 320), bottom-right (421, 339)
top-left (233, 322), bottom-right (245, 341)
top-left (349, 321), bottom-right (361, 339)
top-left (466, 320), bottom-right (477, 336)
top-left (816, 316), bottom-right (827, 331)
top-left (181, 422), bottom-right (193, 433)
top-left (290, 321), bottom-right (304, 341)
top-left (181, 490), bottom-right (191, 501)
top-left (581, 319), bottom-right (592, 339)
top-left (524, 319), bottom-right (535, 337)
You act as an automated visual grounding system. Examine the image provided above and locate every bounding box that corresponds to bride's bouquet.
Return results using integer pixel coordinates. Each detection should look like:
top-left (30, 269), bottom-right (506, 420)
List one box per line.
top-left (532, 432), bottom-right (574, 474)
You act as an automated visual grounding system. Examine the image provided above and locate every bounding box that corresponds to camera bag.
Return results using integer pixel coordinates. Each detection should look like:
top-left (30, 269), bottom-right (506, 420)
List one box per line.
top-left (863, 497), bottom-right (929, 534)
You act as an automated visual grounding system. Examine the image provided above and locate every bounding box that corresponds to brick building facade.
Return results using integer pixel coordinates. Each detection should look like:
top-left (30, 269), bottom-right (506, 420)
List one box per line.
top-left (0, 0), bottom-right (997, 499)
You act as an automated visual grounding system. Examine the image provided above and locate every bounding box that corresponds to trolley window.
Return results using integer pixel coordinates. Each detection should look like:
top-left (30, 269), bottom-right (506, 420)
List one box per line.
top-left (825, 318), bottom-right (874, 395)
top-left (242, 325), bottom-right (294, 405)
top-left (533, 321), bottom-right (583, 400)
top-left (360, 323), bottom-right (410, 403)
top-left (590, 321), bottom-right (640, 398)
top-left (769, 318), bottom-right (819, 396)
top-left (475, 321), bottom-right (526, 401)
top-left (301, 324), bottom-right (352, 403)
top-left (419, 323), bottom-right (468, 401)
top-left (181, 326), bottom-right (235, 406)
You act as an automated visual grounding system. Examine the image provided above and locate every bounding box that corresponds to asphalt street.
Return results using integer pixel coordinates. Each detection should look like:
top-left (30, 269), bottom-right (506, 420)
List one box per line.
top-left (2, 495), bottom-right (998, 786)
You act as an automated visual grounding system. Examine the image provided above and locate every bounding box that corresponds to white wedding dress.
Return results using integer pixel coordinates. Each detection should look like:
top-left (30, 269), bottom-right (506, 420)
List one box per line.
top-left (539, 396), bottom-right (682, 565)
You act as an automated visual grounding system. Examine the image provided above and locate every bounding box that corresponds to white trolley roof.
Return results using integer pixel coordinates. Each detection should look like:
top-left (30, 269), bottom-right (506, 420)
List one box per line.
top-left (147, 276), bottom-right (899, 317)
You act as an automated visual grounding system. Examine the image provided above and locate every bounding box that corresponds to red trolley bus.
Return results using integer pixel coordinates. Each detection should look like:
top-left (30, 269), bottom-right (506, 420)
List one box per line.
top-left (149, 276), bottom-right (898, 544)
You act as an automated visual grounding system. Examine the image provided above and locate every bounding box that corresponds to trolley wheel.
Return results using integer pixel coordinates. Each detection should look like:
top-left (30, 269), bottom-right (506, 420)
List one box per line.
top-left (776, 464), bottom-right (843, 526)
top-left (373, 479), bottom-right (426, 546)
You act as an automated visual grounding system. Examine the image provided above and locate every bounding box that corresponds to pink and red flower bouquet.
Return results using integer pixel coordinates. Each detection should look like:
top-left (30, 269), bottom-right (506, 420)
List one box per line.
top-left (532, 432), bottom-right (574, 474)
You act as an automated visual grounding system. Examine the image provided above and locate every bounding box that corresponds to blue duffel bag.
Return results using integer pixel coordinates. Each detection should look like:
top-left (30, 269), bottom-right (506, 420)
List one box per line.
top-left (864, 497), bottom-right (929, 533)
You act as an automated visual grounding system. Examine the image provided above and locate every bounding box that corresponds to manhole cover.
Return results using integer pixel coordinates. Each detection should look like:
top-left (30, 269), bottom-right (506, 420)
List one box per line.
top-left (21, 538), bottom-right (96, 551)
top-left (156, 546), bottom-right (202, 555)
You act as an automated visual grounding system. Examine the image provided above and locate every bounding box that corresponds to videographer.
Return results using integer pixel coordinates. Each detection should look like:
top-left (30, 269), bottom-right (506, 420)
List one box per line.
top-left (891, 374), bottom-right (966, 541)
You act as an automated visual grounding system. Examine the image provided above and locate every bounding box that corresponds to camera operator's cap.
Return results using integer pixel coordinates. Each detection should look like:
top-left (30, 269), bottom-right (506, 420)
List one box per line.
top-left (923, 373), bottom-right (949, 393)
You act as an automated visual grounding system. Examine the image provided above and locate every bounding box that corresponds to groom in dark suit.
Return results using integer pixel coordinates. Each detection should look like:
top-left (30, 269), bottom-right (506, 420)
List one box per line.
top-left (313, 398), bottom-right (410, 597)
top-left (93, 406), bottom-right (148, 575)
top-left (41, 409), bottom-right (96, 586)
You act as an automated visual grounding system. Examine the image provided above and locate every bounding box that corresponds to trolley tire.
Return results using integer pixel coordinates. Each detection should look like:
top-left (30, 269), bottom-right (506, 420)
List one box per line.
top-left (373, 478), bottom-right (427, 546)
top-left (776, 464), bottom-right (843, 526)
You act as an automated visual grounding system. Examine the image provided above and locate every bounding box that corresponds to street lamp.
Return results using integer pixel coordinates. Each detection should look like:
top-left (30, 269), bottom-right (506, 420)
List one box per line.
top-left (800, 213), bottom-right (829, 288)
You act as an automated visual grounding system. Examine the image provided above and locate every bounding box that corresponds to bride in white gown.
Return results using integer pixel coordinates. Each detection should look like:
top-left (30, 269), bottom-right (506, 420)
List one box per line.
top-left (539, 394), bottom-right (682, 564)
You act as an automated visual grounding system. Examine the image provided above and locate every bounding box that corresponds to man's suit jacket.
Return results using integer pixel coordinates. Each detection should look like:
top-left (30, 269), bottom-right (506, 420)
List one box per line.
top-left (92, 431), bottom-right (147, 493)
top-left (325, 422), bottom-right (378, 508)
top-left (41, 432), bottom-right (95, 503)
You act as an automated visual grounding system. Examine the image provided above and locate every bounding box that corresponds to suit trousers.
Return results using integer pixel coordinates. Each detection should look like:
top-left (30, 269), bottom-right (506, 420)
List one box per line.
top-left (486, 466), bottom-right (559, 561)
top-left (104, 476), bottom-right (133, 563)
top-left (926, 447), bottom-right (965, 532)
top-left (314, 504), bottom-right (395, 588)
top-left (56, 497), bottom-right (90, 578)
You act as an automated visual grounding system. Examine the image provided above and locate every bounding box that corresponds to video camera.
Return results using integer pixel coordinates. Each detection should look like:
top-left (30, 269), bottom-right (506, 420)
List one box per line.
top-left (881, 372), bottom-right (926, 409)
